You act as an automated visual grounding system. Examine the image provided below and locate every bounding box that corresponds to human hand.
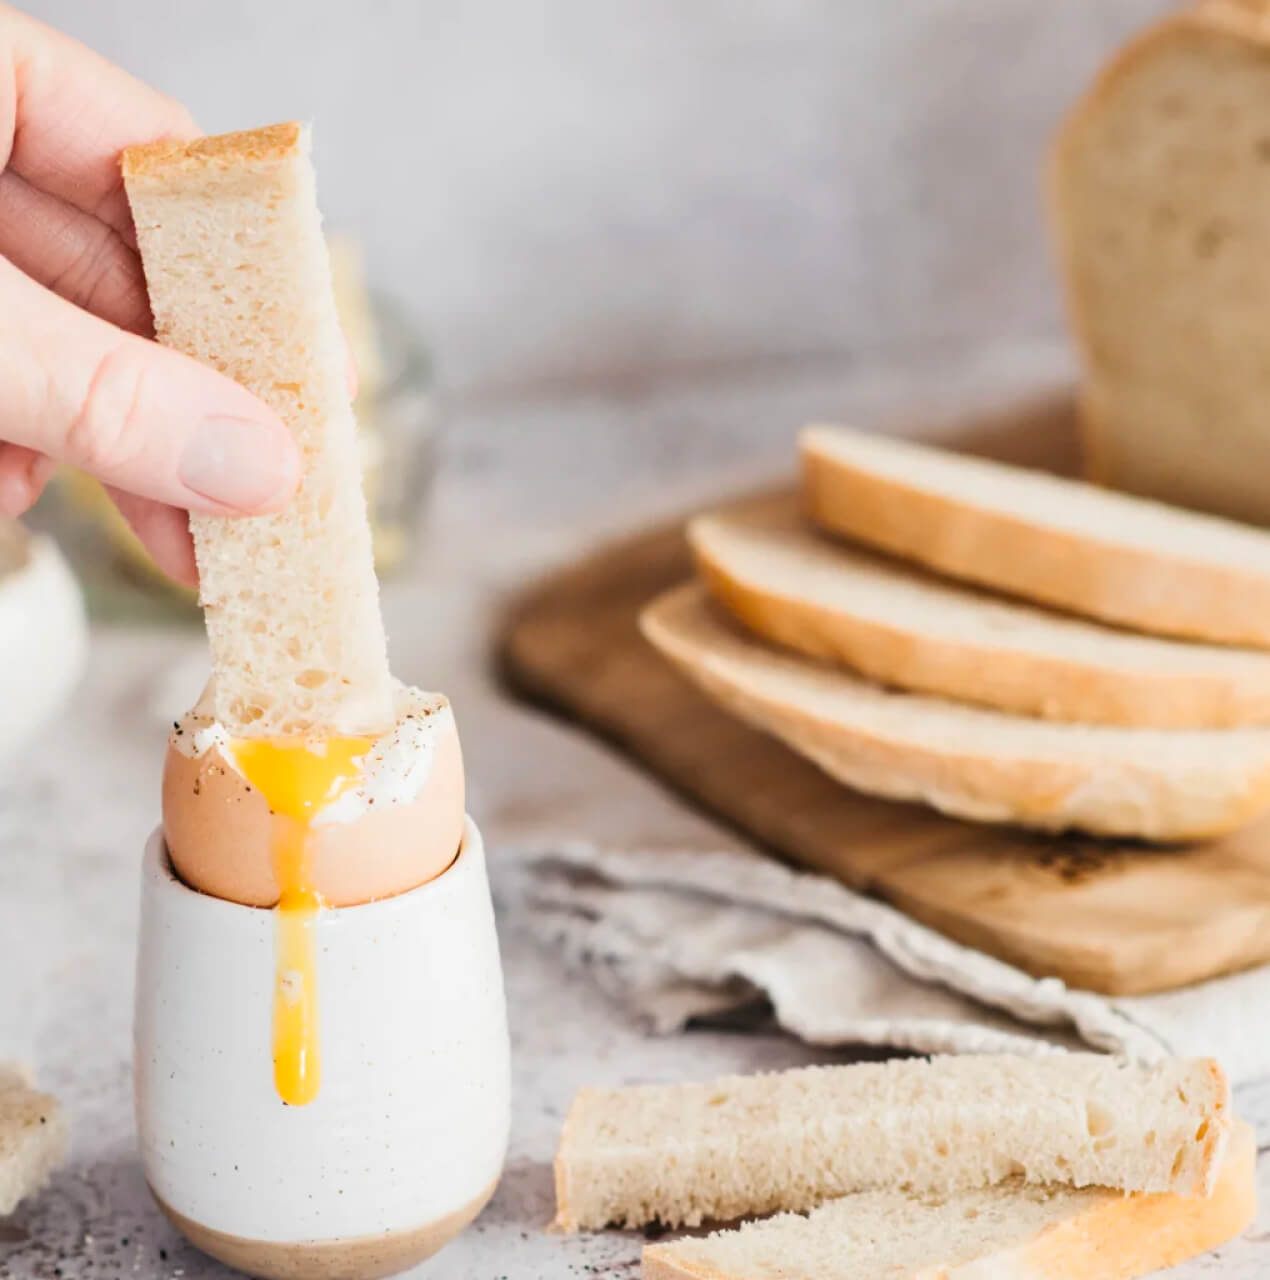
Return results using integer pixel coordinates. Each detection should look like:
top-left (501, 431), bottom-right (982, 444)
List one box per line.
top-left (0, 5), bottom-right (302, 585)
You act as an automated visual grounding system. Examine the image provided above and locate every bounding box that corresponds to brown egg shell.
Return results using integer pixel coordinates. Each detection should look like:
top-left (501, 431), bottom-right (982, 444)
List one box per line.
top-left (161, 724), bottom-right (465, 908)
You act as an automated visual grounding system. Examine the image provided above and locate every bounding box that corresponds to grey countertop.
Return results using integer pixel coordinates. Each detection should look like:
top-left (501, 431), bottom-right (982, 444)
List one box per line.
top-left (4, 345), bottom-right (1268, 1277)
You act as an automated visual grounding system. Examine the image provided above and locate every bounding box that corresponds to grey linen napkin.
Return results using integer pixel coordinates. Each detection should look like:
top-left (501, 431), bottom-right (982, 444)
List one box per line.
top-left (497, 841), bottom-right (1270, 1100)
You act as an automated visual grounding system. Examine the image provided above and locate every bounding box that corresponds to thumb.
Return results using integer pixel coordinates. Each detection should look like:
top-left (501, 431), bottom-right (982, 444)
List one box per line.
top-left (0, 256), bottom-right (301, 514)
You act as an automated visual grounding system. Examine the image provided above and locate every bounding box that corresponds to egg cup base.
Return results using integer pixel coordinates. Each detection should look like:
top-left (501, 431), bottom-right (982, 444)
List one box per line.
top-left (152, 1178), bottom-right (498, 1280)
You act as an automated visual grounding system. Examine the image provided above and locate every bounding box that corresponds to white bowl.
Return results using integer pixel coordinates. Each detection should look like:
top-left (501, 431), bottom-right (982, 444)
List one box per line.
top-left (134, 816), bottom-right (509, 1279)
top-left (0, 534), bottom-right (86, 763)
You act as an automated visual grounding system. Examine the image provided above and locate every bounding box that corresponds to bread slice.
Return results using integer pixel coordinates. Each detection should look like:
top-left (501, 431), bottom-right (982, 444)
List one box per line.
top-left (642, 1118), bottom-right (1256, 1280)
top-left (123, 123), bottom-right (393, 736)
top-left (691, 496), bottom-right (1270, 728)
top-left (0, 1063), bottom-right (69, 1215)
top-left (801, 423), bottom-right (1270, 648)
top-left (642, 582), bottom-right (1270, 839)
top-left (1052, 2), bottom-right (1270, 528)
top-left (553, 1053), bottom-right (1231, 1233)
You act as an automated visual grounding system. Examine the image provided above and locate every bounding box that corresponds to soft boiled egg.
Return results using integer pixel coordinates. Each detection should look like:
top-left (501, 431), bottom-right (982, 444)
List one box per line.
top-left (161, 682), bottom-right (464, 1105)
top-left (163, 684), bottom-right (464, 907)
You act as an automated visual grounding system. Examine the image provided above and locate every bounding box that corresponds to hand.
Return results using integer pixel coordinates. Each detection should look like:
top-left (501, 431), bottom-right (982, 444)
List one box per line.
top-left (0, 6), bottom-right (302, 585)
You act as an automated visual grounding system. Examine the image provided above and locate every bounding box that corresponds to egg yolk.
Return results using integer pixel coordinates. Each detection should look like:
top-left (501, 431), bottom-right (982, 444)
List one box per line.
top-left (229, 736), bottom-right (373, 1106)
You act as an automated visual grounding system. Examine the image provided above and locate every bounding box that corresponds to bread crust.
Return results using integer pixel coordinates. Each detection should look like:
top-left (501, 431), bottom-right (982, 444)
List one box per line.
top-left (642, 583), bottom-right (1270, 841)
top-left (690, 502), bottom-right (1270, 728)
top-left (550, 1089), bottom-right (589, 1232)
top-left (122, 121), bottom-right (302, 178)
top-left (802, 429), bottom-right (1270, 649)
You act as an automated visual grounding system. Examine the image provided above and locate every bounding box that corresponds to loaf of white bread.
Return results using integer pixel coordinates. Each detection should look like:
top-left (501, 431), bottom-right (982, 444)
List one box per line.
top-left (1052, 0), bottom-right (1270, 527)
top-left (643, 1119), bottom-right (1256, 1280)
top-left (122, 124), bottom-right (393, 737)
top-left (553, 1054), bottom-right (1231, 1232)
top-left (0, 1063), bottom-right (68, 1216)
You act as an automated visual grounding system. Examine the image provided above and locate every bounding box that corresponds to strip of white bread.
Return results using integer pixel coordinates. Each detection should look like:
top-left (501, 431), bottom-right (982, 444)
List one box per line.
top-left (0, 1062), bottom-right (69, 1215)
top-left (641, 583), bottom-right (1270, 840)
top-left (1051, 0), bottom-right (1270, 528)
top-left (553, 1054), bottom-right (1231, 1232)
top-left (122, 123), bottom-right (392, 736)
top-left (643, 1119), bottom-right (1256, 1280)
top-left (690, 495), bottom-right (1270, 728)
top-left (800, 422), bottom-right (1270, 649)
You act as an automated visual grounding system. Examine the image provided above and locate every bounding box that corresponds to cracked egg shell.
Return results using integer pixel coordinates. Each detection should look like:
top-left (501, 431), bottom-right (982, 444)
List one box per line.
top-left (161, 692), bottom-right (465, 908)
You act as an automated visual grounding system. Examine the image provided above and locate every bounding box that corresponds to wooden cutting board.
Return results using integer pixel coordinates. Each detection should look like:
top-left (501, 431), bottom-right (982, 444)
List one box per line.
top-left (498, 393), bottom-right (1270, 996)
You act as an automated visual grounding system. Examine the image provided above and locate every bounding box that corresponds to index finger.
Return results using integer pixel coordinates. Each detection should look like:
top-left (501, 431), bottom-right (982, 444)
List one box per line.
top-left (0, 4), bottom-right (197, 239)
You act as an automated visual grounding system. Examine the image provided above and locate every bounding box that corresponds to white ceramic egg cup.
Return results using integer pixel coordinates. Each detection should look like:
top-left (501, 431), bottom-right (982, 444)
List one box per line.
top-left (135, 816), bottom-right (510, 1280)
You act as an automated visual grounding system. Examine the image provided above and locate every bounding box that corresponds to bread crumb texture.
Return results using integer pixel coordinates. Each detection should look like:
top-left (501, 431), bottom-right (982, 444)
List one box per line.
top-left (0, 1063), bottom-right (70, 1216)
top-left (554, 1054), bottom-right (1230, 1231)
top-left (642, 1120), bottom-right (1256, 1280)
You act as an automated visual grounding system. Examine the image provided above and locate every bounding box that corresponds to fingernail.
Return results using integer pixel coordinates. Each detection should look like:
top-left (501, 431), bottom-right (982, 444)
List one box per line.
top-left (179, 417), bottom-right (300, 511)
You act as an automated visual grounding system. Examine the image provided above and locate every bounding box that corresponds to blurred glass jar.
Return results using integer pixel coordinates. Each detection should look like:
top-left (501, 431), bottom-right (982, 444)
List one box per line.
top-left (31, 237), bottom-right (436, 622)
top-left (356, 295), bottom-right (439, 579)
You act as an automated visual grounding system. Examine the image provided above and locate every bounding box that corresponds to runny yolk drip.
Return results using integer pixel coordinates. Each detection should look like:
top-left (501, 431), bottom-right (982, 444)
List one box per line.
top-left (229, 736), bottom-right (373, 1106)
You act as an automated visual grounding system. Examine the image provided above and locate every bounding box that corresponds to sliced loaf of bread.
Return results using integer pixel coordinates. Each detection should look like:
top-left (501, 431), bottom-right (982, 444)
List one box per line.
top-left (641, 583), bottom-right (1270, 840)
top-left (123, 124), bottom-right (393, 736)
top-left (801, 423), bottom-right (1270, 647)
top-left (0, 1063), bottom-right (69, 1216)
top-left (1052, 2), bottom-right (1270, 527)
top-left (643, 1118), bottom-right (1256, 1280)
top-left (553, 1054), bottom-right (1231, 1232)
top-left (691, 495), bottom-right (1270, 727)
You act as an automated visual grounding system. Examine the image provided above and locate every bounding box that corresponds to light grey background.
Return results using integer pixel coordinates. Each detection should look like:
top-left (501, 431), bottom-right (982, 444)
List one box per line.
top-left (33, 0), bottom-right (1170, 399)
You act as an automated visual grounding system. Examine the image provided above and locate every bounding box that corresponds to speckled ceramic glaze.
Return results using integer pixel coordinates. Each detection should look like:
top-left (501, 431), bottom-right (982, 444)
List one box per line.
top-left (133, 817), bottom-right (509, 1279)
